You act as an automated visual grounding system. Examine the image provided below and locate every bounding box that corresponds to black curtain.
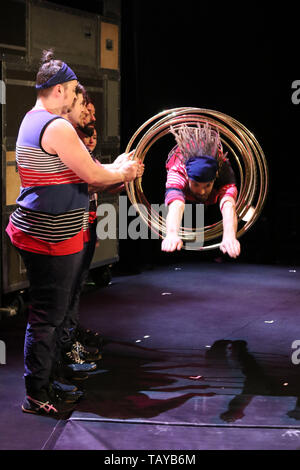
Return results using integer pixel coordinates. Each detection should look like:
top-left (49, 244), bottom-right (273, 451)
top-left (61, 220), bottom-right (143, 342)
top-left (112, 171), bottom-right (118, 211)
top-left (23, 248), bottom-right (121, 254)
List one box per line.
top-left (120, 2), bottom-right (300, 266)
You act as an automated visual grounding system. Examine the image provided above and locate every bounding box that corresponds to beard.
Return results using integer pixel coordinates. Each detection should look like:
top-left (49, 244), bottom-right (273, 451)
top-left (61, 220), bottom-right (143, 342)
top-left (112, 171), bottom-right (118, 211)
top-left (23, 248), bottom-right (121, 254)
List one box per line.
top-left (194, 194), bottom-right (208, 203)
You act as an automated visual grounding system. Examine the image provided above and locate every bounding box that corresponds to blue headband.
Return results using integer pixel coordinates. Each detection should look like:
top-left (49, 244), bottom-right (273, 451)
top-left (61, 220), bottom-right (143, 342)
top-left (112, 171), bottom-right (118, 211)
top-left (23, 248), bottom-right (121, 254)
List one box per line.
top-left (35, 62), bottom-right (77, 90)
top-left (185, 155), bottom-right (218, 182)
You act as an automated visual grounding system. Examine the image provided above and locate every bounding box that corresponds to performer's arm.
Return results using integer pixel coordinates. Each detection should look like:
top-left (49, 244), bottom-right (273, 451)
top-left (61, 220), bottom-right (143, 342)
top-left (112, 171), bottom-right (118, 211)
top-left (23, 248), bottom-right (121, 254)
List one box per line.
top-left (219, 197), bottom-right (240, 258)
top-left (161, 200), bottom-right (185, 252)
top-left (109, 152), bottom-right (132, 169)
top-left (89, 159), bottom-right (145, 194)
top-left (88, 160), bottom-right (123, 193)
top-left (42, 118), bottom-right (137, 185)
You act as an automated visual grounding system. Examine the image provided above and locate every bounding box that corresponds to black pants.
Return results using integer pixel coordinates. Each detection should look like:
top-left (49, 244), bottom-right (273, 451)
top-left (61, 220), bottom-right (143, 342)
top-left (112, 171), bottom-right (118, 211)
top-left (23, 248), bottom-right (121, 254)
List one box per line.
top-left (60, 221), bottom-right (97, 341)
top-left (18, 248), bottom-right (85, 395)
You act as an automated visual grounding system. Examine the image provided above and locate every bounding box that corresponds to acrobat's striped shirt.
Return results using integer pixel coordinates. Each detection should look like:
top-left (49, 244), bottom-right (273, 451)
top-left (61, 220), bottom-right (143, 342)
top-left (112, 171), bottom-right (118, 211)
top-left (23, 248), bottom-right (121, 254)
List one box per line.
top-left (165, 147), bottom-right (238, 208)
top-left (6, 109), bottom-right (89, 255)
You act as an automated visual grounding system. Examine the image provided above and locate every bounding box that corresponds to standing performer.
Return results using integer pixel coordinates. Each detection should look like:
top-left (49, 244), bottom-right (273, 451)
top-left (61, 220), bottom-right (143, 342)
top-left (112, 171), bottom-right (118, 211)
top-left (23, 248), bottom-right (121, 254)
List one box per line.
top-left (6, 50), bottom-right (137, 416)
top-left (58, 85), bottom-right (103, 365)
top-left (162, 123), bottom-right (240, 258)
top-left (59, 89), bottom-right (103, 363)
top-left (62, 88), bottom-right (144, 360)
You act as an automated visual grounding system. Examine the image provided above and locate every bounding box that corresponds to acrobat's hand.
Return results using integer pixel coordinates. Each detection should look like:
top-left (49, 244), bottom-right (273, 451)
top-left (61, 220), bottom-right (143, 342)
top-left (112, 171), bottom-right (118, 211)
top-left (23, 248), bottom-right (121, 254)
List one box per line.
top-left (220, 236), bottom-right (240, 258)
top-left (161, 234), bottom-right (183, 252)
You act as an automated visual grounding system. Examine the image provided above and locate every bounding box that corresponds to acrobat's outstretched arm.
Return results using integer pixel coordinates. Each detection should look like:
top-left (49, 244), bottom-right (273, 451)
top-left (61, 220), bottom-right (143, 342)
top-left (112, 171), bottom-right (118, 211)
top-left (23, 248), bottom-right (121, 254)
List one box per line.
top-left (161, 200), bottom-right (185, 252)
top-left (219, 197), bottom-right (240, 258)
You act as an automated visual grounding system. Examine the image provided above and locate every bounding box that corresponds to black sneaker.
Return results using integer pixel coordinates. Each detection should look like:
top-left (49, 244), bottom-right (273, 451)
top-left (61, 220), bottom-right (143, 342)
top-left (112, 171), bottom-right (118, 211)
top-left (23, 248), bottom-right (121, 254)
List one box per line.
top-left (58, 389), bottom-right (84, 404)
top-left (64, 343), bottom-right (98, 370)
top-left (22, 390), bottom-right (59, 416)
top-left (66, 362), bottom-right (97, 373)
top-left (52, 377), bottom-right (78, 393)
top-left (61, 366), bottom-right (89, 381)
top-left (72, 341), bottom-right (102, 362)
top-left (75, 325), bottom-right (104, 350)
top-left (49, 383), bottom-right (84, 404)
top-left (80, 343), bottom-right (101, 357)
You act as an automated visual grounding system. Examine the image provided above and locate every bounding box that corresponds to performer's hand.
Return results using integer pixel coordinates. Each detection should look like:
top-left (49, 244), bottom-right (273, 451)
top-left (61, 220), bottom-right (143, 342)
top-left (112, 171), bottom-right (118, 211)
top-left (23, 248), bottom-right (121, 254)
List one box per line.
top-left (161, 234), bottom-right (183, 252)
top-left (220, 236), bottom-right (240, 258)
top-left (136, 162), bottom-right (145, 178)
top-left (113, 150), bottom-right (135, 168)
top-left (120, 160), bottom-right (138, 182)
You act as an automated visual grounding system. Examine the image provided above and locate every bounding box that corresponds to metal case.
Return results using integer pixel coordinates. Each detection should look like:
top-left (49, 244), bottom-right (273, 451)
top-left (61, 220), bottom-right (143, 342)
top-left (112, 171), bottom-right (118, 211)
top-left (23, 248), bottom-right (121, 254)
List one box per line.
top-left (0, 0), bottom-right (121, 297)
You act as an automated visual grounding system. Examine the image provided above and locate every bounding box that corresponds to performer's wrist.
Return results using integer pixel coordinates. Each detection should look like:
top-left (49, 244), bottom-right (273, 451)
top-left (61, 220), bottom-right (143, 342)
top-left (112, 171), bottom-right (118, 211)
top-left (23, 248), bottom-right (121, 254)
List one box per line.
top-left (116, 169), bottom-right (125, 182)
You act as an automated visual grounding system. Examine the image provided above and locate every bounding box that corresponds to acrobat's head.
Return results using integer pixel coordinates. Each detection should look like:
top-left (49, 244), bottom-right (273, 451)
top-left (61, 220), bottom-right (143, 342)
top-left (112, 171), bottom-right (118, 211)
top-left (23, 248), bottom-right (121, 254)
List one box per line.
top-left (170, 122), bottom-right (224, 202)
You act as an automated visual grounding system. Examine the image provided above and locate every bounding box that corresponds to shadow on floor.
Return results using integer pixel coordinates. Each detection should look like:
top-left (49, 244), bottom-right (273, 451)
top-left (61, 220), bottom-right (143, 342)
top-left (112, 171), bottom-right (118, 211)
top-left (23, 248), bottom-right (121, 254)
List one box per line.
top-left (72, 338), bottom-right (300, 425)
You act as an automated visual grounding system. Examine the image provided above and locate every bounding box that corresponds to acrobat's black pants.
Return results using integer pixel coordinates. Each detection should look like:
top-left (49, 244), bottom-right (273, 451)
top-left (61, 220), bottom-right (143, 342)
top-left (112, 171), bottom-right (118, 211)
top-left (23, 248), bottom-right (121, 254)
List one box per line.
top-left (17, 248), bottom-right (85, 395)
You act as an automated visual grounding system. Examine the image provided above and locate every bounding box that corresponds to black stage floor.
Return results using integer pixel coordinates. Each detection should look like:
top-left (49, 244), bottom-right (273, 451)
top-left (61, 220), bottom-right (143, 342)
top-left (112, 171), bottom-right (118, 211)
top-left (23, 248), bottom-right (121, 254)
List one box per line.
top-left (1, 261), bottom-right (300, 451)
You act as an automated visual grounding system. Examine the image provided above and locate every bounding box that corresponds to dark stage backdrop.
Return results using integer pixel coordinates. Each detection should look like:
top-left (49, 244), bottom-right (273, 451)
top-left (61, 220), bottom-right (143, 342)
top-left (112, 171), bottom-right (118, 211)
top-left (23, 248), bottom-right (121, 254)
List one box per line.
top-left (3, 0), bottom-right (299, 267)
top-left (119, 2), bottom-right (300, 267)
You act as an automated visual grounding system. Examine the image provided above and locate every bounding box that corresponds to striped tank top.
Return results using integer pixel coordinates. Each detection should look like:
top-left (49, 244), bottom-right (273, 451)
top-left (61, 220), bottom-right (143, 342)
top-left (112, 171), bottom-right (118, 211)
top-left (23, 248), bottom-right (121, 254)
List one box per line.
top-left (6, 109), bottom-right (89, 255)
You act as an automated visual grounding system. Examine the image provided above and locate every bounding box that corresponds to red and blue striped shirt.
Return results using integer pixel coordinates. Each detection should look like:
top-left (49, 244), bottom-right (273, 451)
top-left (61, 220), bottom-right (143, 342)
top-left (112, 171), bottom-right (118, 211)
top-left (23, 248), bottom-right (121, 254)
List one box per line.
top-left (6, 109), bottom-right (90, 255)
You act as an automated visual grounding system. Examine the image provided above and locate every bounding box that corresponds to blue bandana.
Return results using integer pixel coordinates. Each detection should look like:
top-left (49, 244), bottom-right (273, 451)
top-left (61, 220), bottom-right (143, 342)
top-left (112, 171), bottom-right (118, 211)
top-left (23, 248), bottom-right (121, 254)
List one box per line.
top-left (185, 155), bottom-right (218, 182)
top-left (35, 62), bottom-right (77, 90)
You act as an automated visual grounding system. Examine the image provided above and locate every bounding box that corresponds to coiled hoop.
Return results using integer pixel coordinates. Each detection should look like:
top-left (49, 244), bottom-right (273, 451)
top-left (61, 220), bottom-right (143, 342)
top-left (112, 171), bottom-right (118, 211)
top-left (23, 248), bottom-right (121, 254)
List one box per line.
top-left (125, 107), bottom-right (268, 251)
